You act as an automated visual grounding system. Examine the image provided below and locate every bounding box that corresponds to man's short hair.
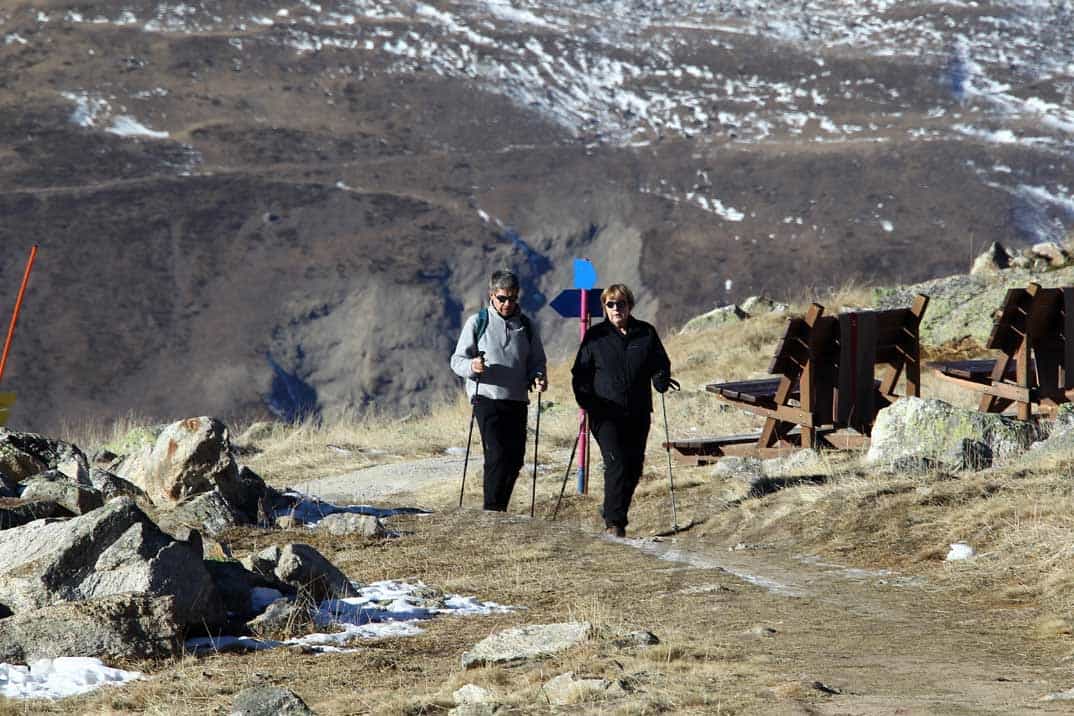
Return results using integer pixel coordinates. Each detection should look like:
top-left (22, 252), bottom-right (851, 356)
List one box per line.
top-left (602, 283), bottom-right (635, 308)
top-left (489, 269), bottom-right (520, 292)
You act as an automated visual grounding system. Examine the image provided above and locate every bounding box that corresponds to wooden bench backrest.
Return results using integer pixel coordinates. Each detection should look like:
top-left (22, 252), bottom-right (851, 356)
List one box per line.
top-left (765, 295), bottom-right (928, 429)
top-left (985, 283), bottom-right (1074, 394)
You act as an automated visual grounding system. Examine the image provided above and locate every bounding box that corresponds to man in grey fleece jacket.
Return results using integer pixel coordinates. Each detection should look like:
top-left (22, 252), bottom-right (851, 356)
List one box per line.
top-left (451, 270), bottom-right (547, 511)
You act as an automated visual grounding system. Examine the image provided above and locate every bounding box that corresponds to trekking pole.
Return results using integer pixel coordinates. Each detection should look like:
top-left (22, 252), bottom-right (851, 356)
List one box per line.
top-left (660, 390), bottom-right (680, 531)
top-left (458, 352), bottom-right (485, 508)
top-left (530, 376), bottom-right (544, 518)
top-left (550, 414), bottom-right (584, 521)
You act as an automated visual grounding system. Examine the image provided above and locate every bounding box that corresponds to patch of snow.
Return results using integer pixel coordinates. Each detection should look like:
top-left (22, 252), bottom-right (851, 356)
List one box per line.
top-left (0, 658), bottom-right (142, 700)
top-left (107, 116), bottom-right (169, 138)
top-left (945, 542), bottom-right (975, 561)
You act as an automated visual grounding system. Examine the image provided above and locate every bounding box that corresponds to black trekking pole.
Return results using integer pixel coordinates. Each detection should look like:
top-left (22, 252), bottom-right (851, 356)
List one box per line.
top-left (530, 376), bottom-right (544, 518)
top-left (550, 414), bottom-right (584, 521)
top-left (459, 352), bottom-right (485, 509)
top-left (661, 389), bottom-right (680, 531)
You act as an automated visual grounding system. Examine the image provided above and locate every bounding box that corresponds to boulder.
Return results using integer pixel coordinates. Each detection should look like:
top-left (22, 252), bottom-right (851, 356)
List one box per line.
top-left (89, 468), bottom-right (150, 503)
top-left (679, 304), bottom-right (744, 333)
top-left (204, 560), bottom-right (296, 621)
top-left (541, 671), bottom-right (627, 706)
top-left (739, 294), bottom-right (789, 316)
top-left (19, 470), bottom-right (104, 514)
top-left (114, 417), bottom-right (243, 507)
top-left (0, 470), bottom-right (16, 497)
top-left (866, 398), bottom-right (1036, 470)
top-left (969, 241), bottom-right (1011, 275)
top-left (0, 429), bottom-right (89, 484)
top-left (231, 466), bottom-right (281, 524)
top-left (155, 489), bottom-right (243, 538)
top-left (461, 622), bottom-right (591, 669)
top-left (453, 684), bottom-right (495, 706)
top-left (0, 593), bottom-right (179, 662)
top-left (229, 686), bottom-right (315, 716)
top-left (0, 496), bottom-right (225, 628)
top-left (1030, 241), bottom-right (1069, 267)
top-left (0, 498), bottom-right (73, 530)
top-left (241, 544), bottom-right (358, 603)
top-left (318, 513), bottom-right (387, 538)
top-left (246, 598), bottom-right (314, 639)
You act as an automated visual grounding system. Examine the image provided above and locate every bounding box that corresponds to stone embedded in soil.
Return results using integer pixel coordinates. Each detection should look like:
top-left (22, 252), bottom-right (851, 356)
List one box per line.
top-left (461, 622), bottom-right (592, 669)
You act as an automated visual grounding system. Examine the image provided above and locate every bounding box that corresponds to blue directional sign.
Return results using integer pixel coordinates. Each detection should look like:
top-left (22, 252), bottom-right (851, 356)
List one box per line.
top-left (573, 258), bottom-right (597, 289)
top-left (549, 288), bottom-right (603, 318)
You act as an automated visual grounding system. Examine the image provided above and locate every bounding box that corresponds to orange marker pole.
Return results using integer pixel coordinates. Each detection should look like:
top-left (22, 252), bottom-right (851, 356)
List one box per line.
top-left (0, 244), bottom-right (38, 384)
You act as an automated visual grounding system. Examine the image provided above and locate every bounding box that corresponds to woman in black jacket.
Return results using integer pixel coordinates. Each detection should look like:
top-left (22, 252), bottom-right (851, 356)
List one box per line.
top-left (571, 283), bottom-right (675, 537)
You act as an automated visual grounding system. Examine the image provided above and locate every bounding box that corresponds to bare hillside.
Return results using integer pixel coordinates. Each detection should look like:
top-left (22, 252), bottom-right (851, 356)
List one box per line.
top-left (0, 0), bottom-right (1071, 430)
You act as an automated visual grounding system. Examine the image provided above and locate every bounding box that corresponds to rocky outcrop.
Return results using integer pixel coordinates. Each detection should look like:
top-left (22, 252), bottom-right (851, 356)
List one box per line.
top-left (461, 622), bottom-right (592, 669)
top-left (0, 499), bottom-right (73, 530)
top-left (0, 593), bottom-right (179, 662)
top-left (204, 560), bottom-right (296, 623)
top-left (0, 496), bottom-right (225, 628)
top-left (241, 544), bottom-right (359, 603)
top-left (865, 398), bottom-right (1037, 471)
top-left (679, 294), bottom-right (787, 334)
top-left (541, 671), bottom-right (628, 705)
top-left (155, 489), bottom-right (244, 539)
top-left (89, 468), bottom-right (150, 503)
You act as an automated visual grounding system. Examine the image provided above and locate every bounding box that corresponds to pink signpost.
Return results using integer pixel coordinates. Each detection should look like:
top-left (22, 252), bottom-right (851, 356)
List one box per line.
top-left (548, 258), bottom-right (599, 494)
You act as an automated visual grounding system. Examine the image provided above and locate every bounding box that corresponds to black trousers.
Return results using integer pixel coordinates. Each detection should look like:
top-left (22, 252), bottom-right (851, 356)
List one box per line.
top-left (591, 414), bottom-right (651, 529)
top-left (474, 398), bottom-right (528, 511)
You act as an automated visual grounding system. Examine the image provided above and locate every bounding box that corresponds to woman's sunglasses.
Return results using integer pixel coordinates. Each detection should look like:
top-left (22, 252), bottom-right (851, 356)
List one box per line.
top-left (605, 300), bottom-right (627, 309)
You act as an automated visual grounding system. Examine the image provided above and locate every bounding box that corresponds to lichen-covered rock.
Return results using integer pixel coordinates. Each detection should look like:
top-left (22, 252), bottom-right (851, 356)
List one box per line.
top-left (318, 513), bottom-right (387, 538)
top-left (114, 417), bottom-right (242, 507)
top-left (678, 304), bottom-right (743, 334)
top-left (230, 686), bottom-right (315, 716)
top-left (866, 398), bottom-right (1036, 470)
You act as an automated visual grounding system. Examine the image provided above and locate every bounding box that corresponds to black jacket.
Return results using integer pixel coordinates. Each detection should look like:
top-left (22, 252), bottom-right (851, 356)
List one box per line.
top-left (571, 317), bottom-right (671, 419)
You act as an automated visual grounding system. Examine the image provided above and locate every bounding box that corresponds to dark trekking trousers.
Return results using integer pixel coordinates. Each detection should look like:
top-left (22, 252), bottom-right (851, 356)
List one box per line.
top-left (474, 397), bottom-right (528, 511)
top-left (591, 414), bottom-right (651, 529)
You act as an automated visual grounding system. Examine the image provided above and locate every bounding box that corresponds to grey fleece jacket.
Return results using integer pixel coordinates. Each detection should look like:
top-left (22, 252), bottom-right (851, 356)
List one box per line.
top-left (450, 304), bottom-right (547, 403)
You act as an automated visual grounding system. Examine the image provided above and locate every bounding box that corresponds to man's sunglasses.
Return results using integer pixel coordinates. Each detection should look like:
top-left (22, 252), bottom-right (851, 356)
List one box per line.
top-left (605, 300), bottom-right (628, 309)
top-left (494, 294), bottom-right (519, 303)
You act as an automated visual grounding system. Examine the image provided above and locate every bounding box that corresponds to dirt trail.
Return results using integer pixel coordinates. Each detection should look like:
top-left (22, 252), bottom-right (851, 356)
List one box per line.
top-left (292, 459), bottom-right (1074, 713)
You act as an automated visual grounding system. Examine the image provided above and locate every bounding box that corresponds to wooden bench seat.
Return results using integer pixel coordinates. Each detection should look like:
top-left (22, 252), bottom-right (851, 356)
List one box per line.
top-left (665, 294), bottom-right (928, 460)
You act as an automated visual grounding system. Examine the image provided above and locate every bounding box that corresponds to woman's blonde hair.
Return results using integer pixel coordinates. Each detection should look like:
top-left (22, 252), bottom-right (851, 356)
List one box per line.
top-left (601, 283), bottom-right (635, 308)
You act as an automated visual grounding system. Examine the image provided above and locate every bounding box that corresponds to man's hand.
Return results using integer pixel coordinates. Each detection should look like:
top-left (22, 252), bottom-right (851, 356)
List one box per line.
top-left (653, 375), bottom-right (680, 393)
top-left (532, 374), bottom-right (548, 392)
top-left (471, 352), bottom-right (486, 375)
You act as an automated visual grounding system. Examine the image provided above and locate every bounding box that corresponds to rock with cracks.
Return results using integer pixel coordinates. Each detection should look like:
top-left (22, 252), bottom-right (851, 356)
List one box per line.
top-left (19, 470), bottom-right (104, 514)
top-left (0, 593), bottom-right (179, 662)
top-left (541, 671), bottom-right (628, 705)
top-left (462, 622), bottom-right (592, 669)
top-left (0, 496), bottom-right (225, 628)
top-left (0, 429), bottom-right (90, 485)
top-left (866, 398), bottom-right (1036, 471)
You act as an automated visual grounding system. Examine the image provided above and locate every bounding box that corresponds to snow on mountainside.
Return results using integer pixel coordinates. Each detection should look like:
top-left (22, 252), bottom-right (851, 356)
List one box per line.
top-left (0, 0), bottom-right (1071, 429)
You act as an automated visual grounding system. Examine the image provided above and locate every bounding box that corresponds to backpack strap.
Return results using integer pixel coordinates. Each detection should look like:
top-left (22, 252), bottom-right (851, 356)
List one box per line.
top-left (472, 306), bottom-right (532, 349)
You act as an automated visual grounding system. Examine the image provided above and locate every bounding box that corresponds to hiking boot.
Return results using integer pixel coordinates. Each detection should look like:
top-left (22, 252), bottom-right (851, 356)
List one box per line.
top-left (604, 526), bottom-right (626, 538)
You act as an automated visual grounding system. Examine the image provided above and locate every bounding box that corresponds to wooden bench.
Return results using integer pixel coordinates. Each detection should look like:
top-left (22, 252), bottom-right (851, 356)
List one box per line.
top-left (929, 282), bottom-right (1074, 420)
top-left (666, 295), bottom-right (929, 462)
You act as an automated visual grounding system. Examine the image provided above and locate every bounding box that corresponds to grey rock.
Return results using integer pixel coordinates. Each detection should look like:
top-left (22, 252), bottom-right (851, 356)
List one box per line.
top-left (89, 468), bottom-right (150, 502)
top-left (0, 429), bottom-right (89, 485)
top-left (247, 598), bottom-right (314, 639)
top-left (0, 593), bottom-right (179, 662)
top-left (0, 499), bottom-right (73, 530)
top-left (541, 671), bottom-right (627, 706)
top-left (1030, 241), bottom-right (1069, 267)
top-left (0, 496), bottom-right (225, 628)
top-left (114, 416), bottom-right (242, 508)
top-left (739, 294), bottom-right (789, 316)
top-left (679, 304), bottom-right (744, 333)
top-left (0, 470), bottom-right (16, 497)
top-left (866, 398), bottom-right (1036, 470)
top-left (762, 448), bottom-right (828, 476)
top-left (318, 513), bottom-right (387, 538)
top-left (942, 438), bottom-right (993, 471)
top-left (453, 684), bottom-right (495, 705)
top-left (229, 686), bottom-right (315, 716)
top-left (241, 544), bottom-right (358, 603)
top-left (155, 489), bottom-right (243, 538)
top-left (462, 622), bottom-right (591, 669)
top-left (612, 629), bottom-right (660, 648)
top-left (19, 470), bottom-right (104, 514)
